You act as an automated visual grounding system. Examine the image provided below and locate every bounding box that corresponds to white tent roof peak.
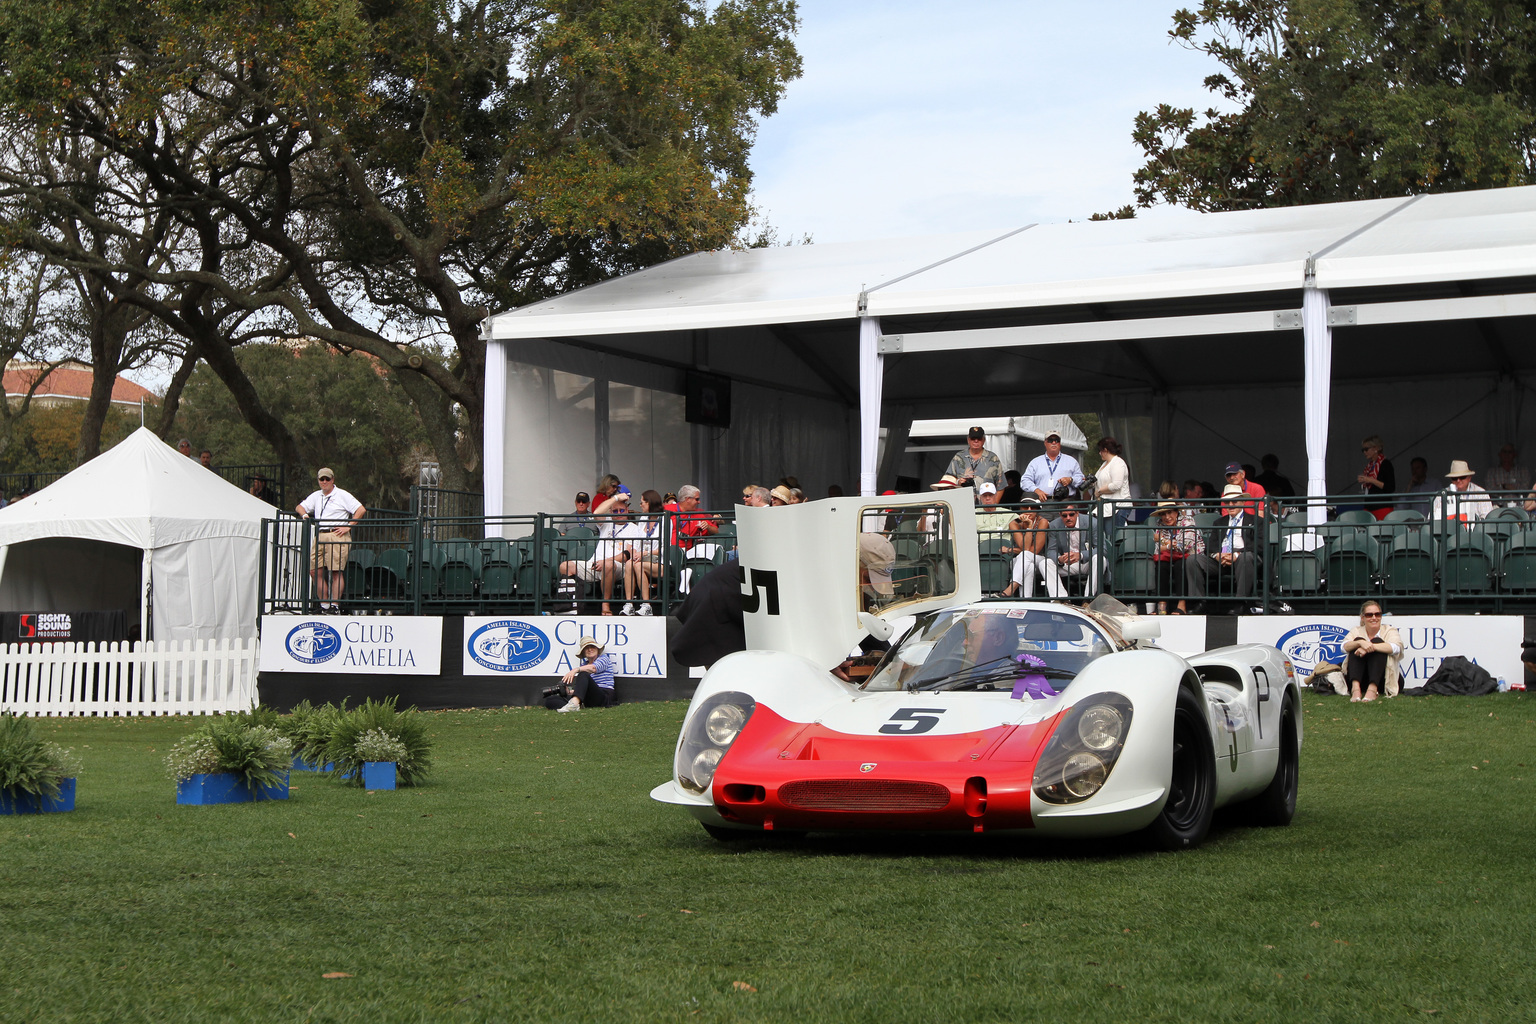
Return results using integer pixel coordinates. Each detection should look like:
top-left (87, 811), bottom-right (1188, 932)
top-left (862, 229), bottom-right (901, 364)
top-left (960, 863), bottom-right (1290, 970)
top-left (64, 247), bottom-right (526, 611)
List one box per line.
top-left (483, 185), bottom-right (1536, 340)
top-left (0, 427), bottom-right (275, 548)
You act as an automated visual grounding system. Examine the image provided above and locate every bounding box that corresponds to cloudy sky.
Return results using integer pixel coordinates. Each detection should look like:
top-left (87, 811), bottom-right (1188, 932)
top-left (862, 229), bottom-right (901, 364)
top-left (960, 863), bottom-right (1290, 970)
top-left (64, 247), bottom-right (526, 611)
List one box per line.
top-left (747, 0), bottom-right (1229, 243)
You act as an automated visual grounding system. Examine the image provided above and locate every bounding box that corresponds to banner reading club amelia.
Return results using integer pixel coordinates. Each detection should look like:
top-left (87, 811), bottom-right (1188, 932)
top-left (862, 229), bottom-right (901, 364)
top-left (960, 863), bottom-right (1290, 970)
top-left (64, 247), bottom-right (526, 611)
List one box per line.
top-left (260, 616), bottom-right (443, 674)
top-left (461, 616), bottom-right (666, 677)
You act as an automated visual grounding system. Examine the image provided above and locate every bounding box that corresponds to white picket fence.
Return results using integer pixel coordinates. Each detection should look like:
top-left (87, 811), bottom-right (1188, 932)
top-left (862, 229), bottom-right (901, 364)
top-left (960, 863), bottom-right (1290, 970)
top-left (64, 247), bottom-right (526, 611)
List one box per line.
top-left (0, 638), bottom-right (259, 716)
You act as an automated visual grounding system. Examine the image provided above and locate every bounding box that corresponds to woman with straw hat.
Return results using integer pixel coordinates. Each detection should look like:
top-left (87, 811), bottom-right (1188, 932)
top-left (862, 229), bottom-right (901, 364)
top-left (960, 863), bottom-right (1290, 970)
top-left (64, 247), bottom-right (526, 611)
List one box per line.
top-left (551, 636), bottom-right (616, 712)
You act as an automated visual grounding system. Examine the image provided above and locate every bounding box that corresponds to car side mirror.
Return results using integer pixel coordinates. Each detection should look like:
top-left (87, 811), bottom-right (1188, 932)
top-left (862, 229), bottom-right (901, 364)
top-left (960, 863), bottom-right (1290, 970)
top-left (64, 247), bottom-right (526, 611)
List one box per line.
top-left (858, 611), bottom-right (894, 642)
top-left (1120, 618), bottom-right (1162, 642)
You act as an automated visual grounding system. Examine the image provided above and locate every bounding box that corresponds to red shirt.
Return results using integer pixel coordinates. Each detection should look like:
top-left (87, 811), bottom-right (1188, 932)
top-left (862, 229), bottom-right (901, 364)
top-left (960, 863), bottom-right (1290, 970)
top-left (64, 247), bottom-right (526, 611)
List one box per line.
top-left (664, 502), bottom-right (718, 550)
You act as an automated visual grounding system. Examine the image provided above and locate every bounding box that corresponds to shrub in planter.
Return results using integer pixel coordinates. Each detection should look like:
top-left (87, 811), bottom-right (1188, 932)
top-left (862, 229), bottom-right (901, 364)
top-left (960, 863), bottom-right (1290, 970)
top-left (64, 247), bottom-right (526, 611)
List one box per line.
top-left (324, 698), bottom-right (432, 787)
top-left (166, 717), bottom-right (293, 803)
top-left (0, 713), bottom-right (81, 813)
top-left (280, 700), bottom-right (342, 770)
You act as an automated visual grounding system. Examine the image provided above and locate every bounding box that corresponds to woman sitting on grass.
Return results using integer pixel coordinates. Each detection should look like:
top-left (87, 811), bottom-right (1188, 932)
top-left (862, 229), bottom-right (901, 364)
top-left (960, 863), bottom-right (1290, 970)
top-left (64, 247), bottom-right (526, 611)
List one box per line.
top-left (1343, 600), bottom-right (1403, 702)
top-left (552, 636), bottom-right (616, 712)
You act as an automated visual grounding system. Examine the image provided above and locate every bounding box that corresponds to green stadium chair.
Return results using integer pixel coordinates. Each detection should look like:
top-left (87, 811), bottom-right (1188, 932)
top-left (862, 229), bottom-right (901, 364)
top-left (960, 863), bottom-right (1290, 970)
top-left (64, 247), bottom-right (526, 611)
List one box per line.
top-left (1500, 534), bottom-right (1536, 592)
top-left (1383, 532), bottom-right (1435, 593)
top-left (1337, 510), bottom-right (1377, 525)
top-left (1441, 531), bottom-right (1497, 593)
top-left (1325, 533), bottom-right (1378, 595)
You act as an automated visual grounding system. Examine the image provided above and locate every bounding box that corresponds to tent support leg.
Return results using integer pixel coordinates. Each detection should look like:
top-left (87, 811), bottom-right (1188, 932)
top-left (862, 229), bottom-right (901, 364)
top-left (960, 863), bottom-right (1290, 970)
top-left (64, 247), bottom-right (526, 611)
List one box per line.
top-left (1303, 281), bottom-right (1332, 526)
top-left (858, 315), bottom-right (883, 497)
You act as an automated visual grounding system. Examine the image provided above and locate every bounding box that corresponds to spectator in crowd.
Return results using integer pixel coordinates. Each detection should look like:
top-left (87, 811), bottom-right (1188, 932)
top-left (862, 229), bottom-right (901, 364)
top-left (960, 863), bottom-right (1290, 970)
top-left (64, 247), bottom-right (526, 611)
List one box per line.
top-left (1093, 437), bottom-right (1132, 539)
top-left (666, 485), bottom-right (718, 550)
top-left (1157, 480), bottom-right (1178, 501)
top-left (177, 438), bottom-right (194, 458)
top-left (1431, 460), bottom-right (1493, 522)
top-left (779, 475), bottom-right (801, 491)
top-left (557, 491), bottom-right (640, 616)
top-left (743, 486), bottom-right (771, 507)
top-left (944, 425), bottom-right (1002, 489)
top-left (1185, 484), bottom-right (1258, 609)
top-left (1253, 453), bottom-right (1295, 498)
top-left (1357, 435), bottom-right (1395, 519)
top-left (1342, 600), bottom-right (1403, 702)
top-left (1223, 462), bottom-right (1266, 518)
top-left (1405, 457), bottom-right (1440, 516)
top-left (1044, 503), bottom-right (1101, 596)
top-left (1199, 480), bottom-right (1220, 505)
top-left (248, 474), bottom-right (279, 507)
top-left (1151, 499), bottom-right (1202, 614)
top-left (1022, 431), bottom-right (1085, 506)
top-left (1000, 498), bottom-right (1053, 598)
top-left (789, 487), bottom-right (806, 504)
top-left (1181, 479), bottom-right (1204, 502)
top-left (199, 449), bottom-right (214, 470)
top-left (999, 469), bottom-right (1024, 505)
top-left (769, 484), bottom-right (793, 506)
top-left (295, 468), bottom-right (367, 612)
top-left (552, 636), bottom-right (617, 712)
top-left (973, 482), bottom-right (1016, 540)
top-left (592, 474), bottom-right (623, 513)
top-left (627, 490), bottom-right (667, 615)
top-left (827, 484), bottom-right (845, 498)
top-left (564, 491), bottom-right (596, 532)
top-left (1485, 443), bottom-right (1530, 501)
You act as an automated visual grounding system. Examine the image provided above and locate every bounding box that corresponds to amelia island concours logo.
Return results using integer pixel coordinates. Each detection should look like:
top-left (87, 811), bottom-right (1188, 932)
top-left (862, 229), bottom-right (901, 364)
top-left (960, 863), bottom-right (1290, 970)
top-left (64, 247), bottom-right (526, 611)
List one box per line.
top-left (284, 621), bottom-right (343, 665)
top-left (468, 620), bottom-right (551, 673)
top-left (1275, 622), bottom-right (1350, 676)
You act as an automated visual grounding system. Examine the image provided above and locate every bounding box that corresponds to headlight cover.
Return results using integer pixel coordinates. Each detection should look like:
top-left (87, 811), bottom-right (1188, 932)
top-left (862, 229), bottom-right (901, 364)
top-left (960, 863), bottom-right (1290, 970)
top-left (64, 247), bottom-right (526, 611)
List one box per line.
top-left (1033, 693), bottom-right (1133, 804)
top-left (676, 691), bottom-right (756, 794)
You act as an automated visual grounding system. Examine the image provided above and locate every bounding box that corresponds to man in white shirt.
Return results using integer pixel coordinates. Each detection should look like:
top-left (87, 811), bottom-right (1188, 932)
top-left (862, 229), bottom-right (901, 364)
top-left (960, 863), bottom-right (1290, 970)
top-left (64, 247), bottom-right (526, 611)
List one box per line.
top-left (973, 482), bottom-right (1017, 539)
top-left (1431, 460), bottom-right (1493, 522)
top-left (1185, 484), bottom-right (1257, 608)
top-left (1020, 432), bottom-right (1086, 515)
top-left (1484, 443), bottom-right (1530, 503)
top-left (296, 468), bottom-right (367, 611)
top-left (558, 492), bottom-right (648, 615)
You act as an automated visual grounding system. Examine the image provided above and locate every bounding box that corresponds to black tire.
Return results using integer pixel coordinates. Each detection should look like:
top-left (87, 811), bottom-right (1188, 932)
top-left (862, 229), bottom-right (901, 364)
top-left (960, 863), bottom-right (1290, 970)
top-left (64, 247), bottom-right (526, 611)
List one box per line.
top-left (1245, 693), bottom-right (1299, 826)
top-left (1143, 685), bottom-right (1217, 851)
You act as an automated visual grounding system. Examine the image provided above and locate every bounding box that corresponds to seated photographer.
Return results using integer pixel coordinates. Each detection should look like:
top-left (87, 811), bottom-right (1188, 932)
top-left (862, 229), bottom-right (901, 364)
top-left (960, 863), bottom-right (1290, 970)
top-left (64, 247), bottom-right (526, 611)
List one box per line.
top-left (548, 636), bottom-right (617, 712)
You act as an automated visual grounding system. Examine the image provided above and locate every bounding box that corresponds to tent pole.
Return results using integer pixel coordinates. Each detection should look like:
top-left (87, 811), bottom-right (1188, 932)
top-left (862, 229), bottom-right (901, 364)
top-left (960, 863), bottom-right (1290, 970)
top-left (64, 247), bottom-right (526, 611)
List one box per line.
top-left (482, 334), bottom-right (507, 533)
top-left (1302, 277), bottom-right (1332, 526)
top-left (858, 313), bottom-right (883, 496)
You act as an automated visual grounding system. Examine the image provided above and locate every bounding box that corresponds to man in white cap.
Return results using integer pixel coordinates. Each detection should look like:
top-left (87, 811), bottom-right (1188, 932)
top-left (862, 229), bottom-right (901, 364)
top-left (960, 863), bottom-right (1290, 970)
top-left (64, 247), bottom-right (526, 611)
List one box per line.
top-left (1432, 461), bottom-right (1493, 522)
top-left (973, 481), bottom-right (1017, 539)
top-left (858, 533), bottom-right (896, 610)
top-left (296, 468), bottom-right (366, 611)
top-left (553, 635), bottom-right (616, 711)
top-left (1021, 431), bottom-right (1085, 508)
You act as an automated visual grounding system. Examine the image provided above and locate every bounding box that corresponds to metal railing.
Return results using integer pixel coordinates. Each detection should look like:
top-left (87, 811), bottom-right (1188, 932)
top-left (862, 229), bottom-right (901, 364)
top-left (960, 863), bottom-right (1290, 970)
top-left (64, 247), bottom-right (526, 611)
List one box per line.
top-left (258, 488), bottom-right (1536, 619)
top-left (259, 509), bottom-right (738, 618)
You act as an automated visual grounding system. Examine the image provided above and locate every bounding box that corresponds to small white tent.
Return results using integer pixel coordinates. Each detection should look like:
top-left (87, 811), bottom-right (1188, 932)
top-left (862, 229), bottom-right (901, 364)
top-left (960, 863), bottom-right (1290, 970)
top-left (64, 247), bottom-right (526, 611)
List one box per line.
top-left (0, 428), bottom-right (275, 641)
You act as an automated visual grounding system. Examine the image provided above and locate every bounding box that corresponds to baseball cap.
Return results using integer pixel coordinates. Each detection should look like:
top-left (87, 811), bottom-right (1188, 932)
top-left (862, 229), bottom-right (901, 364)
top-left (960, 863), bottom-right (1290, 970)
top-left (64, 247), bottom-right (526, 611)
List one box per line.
top-left (976, 481), bottom-right (997, 496)
top-left (967, 426), bottom-right (986, 440)
top-left (317, 468), bottom-right (334, 480)
top-left (613, 490), bottom-right (631, 504)
top-left (858, 533), bottom-right (895, 596)
top-left (1044, 431), bottom-right (1061, 442)
top-left (1224, 462), bottom-right (1243, 475)
top-left (575, 491), bottom-right (590, 502)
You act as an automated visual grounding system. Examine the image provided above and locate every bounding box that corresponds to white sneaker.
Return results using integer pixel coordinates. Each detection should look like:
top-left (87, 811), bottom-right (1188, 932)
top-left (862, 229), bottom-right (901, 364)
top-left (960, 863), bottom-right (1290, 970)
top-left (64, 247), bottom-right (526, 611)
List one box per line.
top-left (556, 697), bottom-right (580, 713)
top-left (621, 602), bottom-right (634, 616)
top-left (636, 602), bottom-right (653, 616)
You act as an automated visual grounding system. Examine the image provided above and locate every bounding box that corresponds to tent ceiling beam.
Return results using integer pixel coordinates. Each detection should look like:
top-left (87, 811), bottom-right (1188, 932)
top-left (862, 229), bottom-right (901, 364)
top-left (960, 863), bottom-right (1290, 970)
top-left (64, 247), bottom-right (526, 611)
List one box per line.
top-left (765, 325), bottom-right (858, 407)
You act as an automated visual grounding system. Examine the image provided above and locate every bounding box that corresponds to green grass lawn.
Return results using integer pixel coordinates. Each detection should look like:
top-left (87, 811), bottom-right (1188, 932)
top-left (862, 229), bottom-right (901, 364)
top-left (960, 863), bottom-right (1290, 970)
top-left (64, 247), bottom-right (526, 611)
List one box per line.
top-left (2, 694), bottom-right (1532, 1023)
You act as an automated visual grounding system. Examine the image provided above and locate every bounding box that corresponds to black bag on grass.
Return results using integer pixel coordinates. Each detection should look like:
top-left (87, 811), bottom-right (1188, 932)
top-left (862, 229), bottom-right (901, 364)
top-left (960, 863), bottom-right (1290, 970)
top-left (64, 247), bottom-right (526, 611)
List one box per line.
top-left (1401, 655), bottom-right (1497, 697)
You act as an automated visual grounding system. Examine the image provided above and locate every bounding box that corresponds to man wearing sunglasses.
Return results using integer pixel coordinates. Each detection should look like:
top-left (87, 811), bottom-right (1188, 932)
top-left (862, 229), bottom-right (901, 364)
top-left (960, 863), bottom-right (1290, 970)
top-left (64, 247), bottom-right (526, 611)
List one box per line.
top-left (296, 468), bottom-right (366, 612)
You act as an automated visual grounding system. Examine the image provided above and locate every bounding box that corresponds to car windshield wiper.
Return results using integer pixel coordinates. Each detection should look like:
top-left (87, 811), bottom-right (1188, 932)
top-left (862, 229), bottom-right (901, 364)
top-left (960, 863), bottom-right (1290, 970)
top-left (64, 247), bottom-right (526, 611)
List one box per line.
top-left (911, 656), bottom-right (1077, 693)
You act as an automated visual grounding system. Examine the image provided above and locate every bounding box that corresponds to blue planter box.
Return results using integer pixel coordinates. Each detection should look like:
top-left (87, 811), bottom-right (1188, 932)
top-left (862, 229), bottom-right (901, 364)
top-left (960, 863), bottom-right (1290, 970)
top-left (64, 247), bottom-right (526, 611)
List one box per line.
top-left (0, 777), bottom-right (76, 814)
top-left (176, 771), bottom-right (289, 805)
top-left (291, 756), bottom-right (335, 773)
top-left (361, 762), bottom-right (397, 790)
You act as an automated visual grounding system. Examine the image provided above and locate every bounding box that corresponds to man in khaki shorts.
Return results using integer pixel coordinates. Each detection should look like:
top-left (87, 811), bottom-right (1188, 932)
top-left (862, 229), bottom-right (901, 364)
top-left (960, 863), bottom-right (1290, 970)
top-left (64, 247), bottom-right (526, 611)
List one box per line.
top-left (296, 468), bottom-right (366, 612)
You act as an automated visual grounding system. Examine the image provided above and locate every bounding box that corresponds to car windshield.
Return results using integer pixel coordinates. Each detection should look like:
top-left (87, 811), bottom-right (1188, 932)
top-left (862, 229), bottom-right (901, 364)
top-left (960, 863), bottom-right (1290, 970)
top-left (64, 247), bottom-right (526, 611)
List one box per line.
top-left (862, 606), bottom-right (1114, 698)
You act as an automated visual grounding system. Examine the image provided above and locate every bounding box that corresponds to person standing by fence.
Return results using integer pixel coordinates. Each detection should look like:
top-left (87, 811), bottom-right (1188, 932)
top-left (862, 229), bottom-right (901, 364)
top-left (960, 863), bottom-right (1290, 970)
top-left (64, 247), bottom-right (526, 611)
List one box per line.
top-left (296, 468), bottom-right (367, 612)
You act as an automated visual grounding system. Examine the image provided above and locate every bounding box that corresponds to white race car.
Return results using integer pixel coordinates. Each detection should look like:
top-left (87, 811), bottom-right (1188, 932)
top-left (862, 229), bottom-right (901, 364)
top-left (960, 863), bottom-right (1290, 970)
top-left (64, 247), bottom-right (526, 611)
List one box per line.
top-left (652, 492), bottom-right (1301, 849)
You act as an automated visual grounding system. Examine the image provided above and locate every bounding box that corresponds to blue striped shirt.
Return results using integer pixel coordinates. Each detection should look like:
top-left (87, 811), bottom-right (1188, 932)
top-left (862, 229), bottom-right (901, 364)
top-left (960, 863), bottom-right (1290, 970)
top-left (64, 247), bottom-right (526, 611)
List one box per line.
top-left (587, 654), bottom-right (615, 689)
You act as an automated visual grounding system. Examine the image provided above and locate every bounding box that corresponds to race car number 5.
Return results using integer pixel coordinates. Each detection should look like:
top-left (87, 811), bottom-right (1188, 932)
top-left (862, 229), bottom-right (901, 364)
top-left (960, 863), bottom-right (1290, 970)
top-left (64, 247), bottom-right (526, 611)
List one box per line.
top-left (878, 708), bottom-right (946, 734)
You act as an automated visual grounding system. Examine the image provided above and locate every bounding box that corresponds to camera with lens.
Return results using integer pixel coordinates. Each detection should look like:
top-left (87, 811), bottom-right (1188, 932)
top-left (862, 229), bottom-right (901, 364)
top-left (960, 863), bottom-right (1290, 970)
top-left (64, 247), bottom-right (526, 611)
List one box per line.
top-left (540, 684), bottom-right (568, 700)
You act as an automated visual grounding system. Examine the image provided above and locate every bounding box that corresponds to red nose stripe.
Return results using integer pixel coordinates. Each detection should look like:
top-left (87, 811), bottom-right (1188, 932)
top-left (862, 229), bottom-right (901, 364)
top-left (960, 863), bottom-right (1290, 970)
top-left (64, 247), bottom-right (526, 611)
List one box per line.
top-left (778, 779), bottom-right (951, 812)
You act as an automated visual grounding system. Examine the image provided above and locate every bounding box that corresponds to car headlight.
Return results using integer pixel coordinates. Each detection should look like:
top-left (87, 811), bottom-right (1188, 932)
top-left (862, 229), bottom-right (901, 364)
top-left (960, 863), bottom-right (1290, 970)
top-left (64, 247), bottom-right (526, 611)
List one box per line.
top-left (676, 692), bottom-right (756, 794)
top-left (1034, 693), bottom-right (1133, 805)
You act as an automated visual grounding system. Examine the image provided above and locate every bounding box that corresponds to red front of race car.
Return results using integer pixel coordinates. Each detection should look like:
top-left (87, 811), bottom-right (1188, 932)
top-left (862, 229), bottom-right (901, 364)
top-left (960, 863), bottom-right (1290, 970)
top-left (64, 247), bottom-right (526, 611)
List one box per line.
top-left (706, 704), bottom-right (1066, 832)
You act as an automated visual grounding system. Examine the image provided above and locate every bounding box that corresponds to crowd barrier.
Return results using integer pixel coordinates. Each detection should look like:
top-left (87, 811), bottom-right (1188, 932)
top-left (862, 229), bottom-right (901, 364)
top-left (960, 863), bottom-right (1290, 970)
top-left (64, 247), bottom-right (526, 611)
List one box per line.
top-left (258, 489), bottom-right (1536, 618)
top-left (0, 638), bottom-right (259, 716)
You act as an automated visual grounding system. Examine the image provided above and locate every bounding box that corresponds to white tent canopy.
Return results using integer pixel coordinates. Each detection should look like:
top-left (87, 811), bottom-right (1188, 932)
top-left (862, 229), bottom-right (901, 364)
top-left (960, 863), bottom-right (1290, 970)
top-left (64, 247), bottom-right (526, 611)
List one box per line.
top-left (0, 428), bottom-right (276, 641)
top-left (483, 186), bottom-right (1536, 515)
